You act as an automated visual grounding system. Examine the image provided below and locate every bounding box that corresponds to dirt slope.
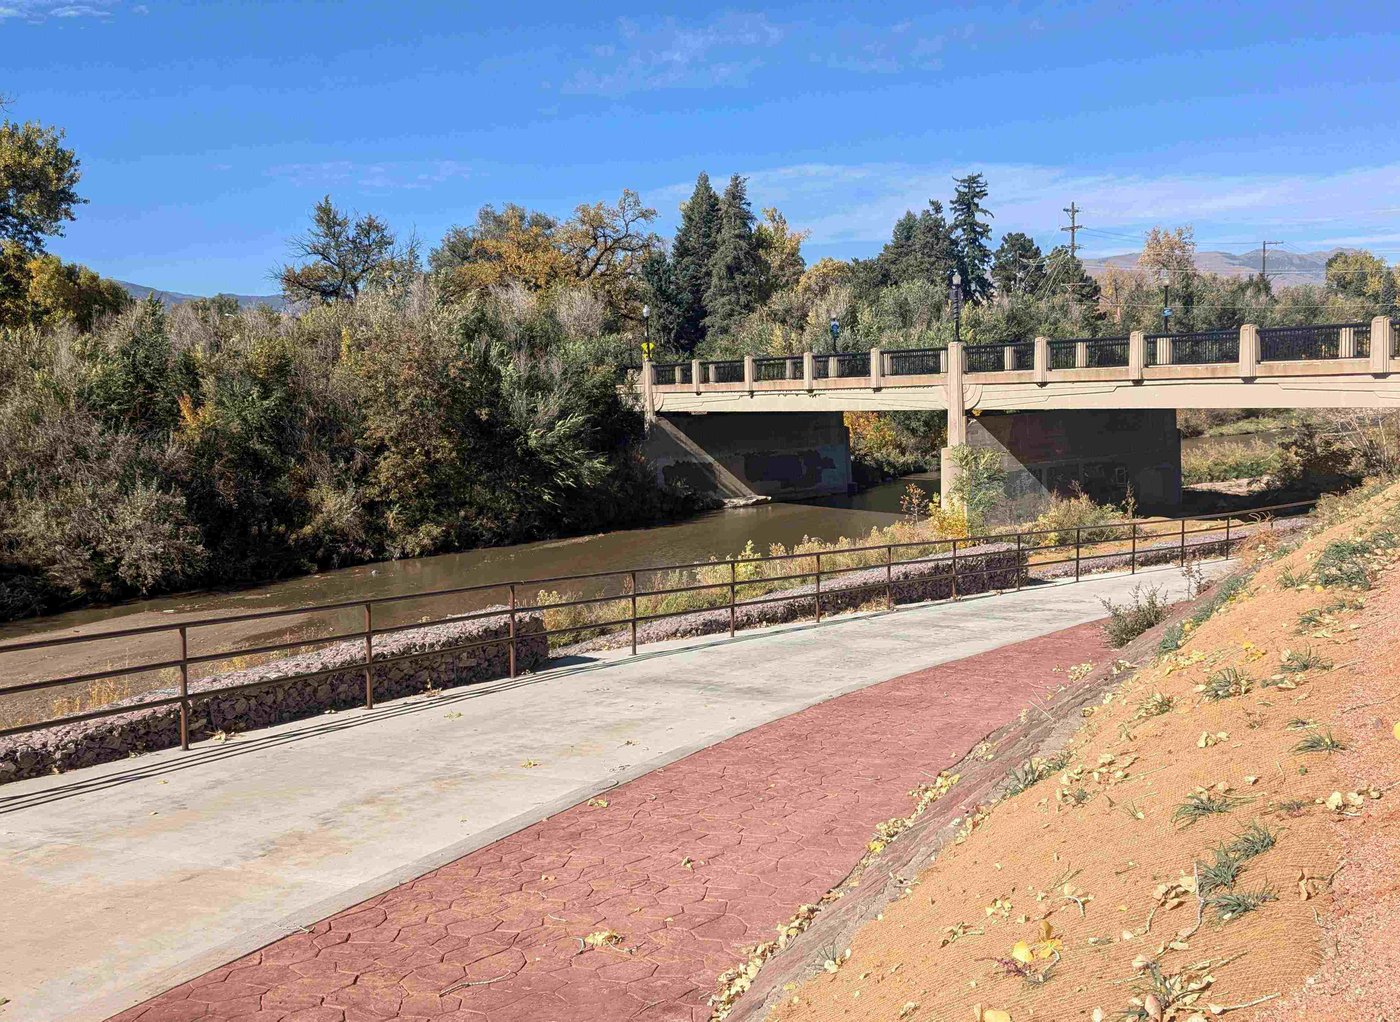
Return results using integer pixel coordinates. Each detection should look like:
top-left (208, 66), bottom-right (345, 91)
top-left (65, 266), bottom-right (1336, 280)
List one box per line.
top-left (758, 482), bottom-right (1400, 1022)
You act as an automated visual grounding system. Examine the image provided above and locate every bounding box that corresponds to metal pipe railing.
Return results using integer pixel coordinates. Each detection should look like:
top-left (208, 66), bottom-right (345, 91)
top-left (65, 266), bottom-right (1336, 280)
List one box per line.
top-left (0, 499), bottom-right (1317, 746)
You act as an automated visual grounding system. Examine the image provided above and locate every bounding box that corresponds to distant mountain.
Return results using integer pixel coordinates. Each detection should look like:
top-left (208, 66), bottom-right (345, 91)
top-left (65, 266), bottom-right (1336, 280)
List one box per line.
top-left (117, 281), bottom-right (284, 311)
top-left (1080, 248), bottom-right (1349, 286)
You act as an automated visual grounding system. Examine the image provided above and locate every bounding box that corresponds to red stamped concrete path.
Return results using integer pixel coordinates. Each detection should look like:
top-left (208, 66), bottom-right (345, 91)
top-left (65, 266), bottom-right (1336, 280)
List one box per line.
top-left (108, 620), bottom-right (1110, 1022)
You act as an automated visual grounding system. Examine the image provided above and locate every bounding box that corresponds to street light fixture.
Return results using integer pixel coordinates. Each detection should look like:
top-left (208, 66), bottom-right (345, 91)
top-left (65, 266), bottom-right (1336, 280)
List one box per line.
top-left (641, 304), bottom-right (652, 359)
top-left (951, 271), bottom-right (963, 345)
top-left (829, 316), bottom-right (841, 353)
top-left (1161, 273), bottom-right (1172, 334)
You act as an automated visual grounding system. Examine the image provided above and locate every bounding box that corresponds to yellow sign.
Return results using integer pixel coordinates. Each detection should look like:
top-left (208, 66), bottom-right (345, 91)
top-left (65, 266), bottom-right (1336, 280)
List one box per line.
top-left (641, 341), bottom-right (656, 360)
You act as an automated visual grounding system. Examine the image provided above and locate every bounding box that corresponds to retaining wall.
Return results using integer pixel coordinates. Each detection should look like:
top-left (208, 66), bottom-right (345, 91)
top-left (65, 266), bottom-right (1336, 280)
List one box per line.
top-left (0, 609), bottom-right (547, 784)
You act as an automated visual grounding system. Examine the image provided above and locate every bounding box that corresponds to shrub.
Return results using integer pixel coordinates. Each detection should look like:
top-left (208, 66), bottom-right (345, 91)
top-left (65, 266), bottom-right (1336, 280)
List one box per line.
top-left (1027, 489), bottom-right (1128, 549)
top-left (1100, 585), bottom-right (1169, 647)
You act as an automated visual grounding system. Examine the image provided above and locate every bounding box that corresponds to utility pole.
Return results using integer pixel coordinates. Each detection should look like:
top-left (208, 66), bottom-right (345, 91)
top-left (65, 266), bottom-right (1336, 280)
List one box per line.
top-left (1260, 240), bottom-right (1283, 284)
top-left (1061, 202), bottom-right (1083, 258)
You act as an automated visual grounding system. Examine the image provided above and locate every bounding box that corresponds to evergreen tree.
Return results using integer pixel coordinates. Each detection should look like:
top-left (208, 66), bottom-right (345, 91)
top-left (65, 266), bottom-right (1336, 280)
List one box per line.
top-left (669, 172), bottom-right (721, 352)
top-left (991, 232), bottom-right (1045, 298)
top-left (704, 174), bottom-right (764, 337)
top-left (876, 211), bottom-right (919, 285)
top-left (950, 173), bottom-right (994, 304)
top-left (912, 200), bottom-right (955, 284)
top-left (639, 250), bottom-right (684, 350)
top-left (1043, 245), bottom-right (1103, 311)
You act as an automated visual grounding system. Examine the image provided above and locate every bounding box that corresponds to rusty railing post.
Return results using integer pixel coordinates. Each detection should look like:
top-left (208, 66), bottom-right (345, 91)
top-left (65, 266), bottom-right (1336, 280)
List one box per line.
top-left (509, 583), bottom-right (518, 677)
top-left (1074, 527), bottom-right (1081, 582)
top-left (629, 572), bottom-right (638, 656)
top-left (951, 538), bottom-right (958, 599)
top-left (1130, 522), bottom-right (1137, 574)
top-left (728, 560), bottom-right (737, 638)
top-left (178, 625), bottom-right (190, 750)
top-left (1179, 518), bottom-right (1187, 566)
top-left (362, 602), bottom-right (374, 709)
top-left (1014, 531), bottom-right (1023, 590)
top-left (1224, 516), bottom-right (1231, 558)
top-left (885, 545), bottom-right (894, 610)
top-left (815, 552), bottom-right (823, 622)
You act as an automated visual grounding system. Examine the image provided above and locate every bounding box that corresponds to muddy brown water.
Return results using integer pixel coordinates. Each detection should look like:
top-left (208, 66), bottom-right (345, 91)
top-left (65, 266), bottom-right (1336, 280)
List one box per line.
top-left (0, 474), bottom-right (940, 727)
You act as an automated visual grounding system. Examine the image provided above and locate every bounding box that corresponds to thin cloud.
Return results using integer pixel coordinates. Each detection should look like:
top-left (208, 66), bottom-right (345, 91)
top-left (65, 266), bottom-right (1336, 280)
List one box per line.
top-left (652, 161), bottom-right (1400, 256)
top-left (0, 0), bottom-right (131, 20)
top-left (267, 159), bottom-right (472, 192)
top-left (563, 12), bottom-right (782, 96)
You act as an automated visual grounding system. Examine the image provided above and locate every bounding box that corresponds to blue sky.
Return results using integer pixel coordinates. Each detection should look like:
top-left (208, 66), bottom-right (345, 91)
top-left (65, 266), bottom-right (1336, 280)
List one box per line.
top-left (5, 1), bottom-right (1400, 295)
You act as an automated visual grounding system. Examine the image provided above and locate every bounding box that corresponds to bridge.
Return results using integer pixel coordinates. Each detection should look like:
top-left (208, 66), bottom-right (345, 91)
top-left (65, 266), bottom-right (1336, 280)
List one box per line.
top-left (637, 316), bottom-right (1400, 505)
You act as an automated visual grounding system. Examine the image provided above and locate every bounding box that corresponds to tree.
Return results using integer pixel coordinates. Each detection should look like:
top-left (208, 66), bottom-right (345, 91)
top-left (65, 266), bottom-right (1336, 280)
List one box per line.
top-left (754, 207), bottom-right (807, 295)
top-left (639, 250), bottom-right (684, 348)
top-left (0, 116), bottom-right (85, 253)
top-left (704, 174), bottom-right (765, 337)
top-left (1139, 225), bottom-right (1196, 282)
top-left (669, 172), bottom-right (722, 352)
top-left (23, 251), bottom-right (130, 330)
top-left (991, 232), bottom-right (1045, 298)
top-left (557, 189), bottom-right (659, 314)
top-left (431, 203), bottom-right (572, 295)
top-left (1043, 245), bottom-right (1101, 307)
top-left (1325, 249), bottom-right (1390, 301)
top-left (279, 196), bottom-right (402, 305)
top-left (949, 173), bottom-right (994, 303)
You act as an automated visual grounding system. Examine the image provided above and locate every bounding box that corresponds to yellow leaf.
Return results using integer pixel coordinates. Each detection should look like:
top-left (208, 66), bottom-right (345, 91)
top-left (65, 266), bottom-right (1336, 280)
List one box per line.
top-left (1010, 941), bottom-right (1034, 964)
top-left (983, 1010), bottom-right (1012, 1022)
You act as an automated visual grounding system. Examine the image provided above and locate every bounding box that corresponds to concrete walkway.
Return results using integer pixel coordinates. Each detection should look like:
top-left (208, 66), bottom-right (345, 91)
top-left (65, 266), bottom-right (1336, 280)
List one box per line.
top-left (0, 564), bottom-right (1218, 1022)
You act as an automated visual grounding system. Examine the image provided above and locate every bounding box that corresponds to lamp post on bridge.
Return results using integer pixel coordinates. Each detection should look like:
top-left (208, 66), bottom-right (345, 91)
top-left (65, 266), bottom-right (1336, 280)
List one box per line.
top-left (829, 315), bottom-right (841, 353)
top-left (1161, 274), bottom-right (1172, 334)
top-left (951, 270), bottom-right (963, 345)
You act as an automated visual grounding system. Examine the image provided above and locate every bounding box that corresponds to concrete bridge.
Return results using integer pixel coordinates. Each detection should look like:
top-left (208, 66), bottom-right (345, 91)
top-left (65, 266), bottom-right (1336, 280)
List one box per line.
top-left (638, 316), bottom-right (1399, 508)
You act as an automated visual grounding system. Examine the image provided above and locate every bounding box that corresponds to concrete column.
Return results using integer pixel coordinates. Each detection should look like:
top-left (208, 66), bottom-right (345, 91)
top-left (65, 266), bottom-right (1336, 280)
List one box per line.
top-left (1003, 345), bottom-right (1016, 371)
top-left (940, 341), bottom-right (968, 506)
top-left (673, 365), bottom-right (684, 385)
top-left (743, 355), bottom-right (755, 395)
top-left (1156, 336), bottom-right (1174, 367)
top-left (707, 363), bottom-right (718, 385)
top-left (827, 355), bottom-right (839, 378)
top-left (803, 351), bottom-right (815, 391)
top-left (1339, 327), bottom-right (1357, 359)
top-left (1074, 341), bottom-right (1088, 369)
top-left (1239, 323), bottom-right (1259, 378)
top-left (692, 359), bottom-right (702, 395)
top-left (1371, 316), bottom-right (1393, 374)
top-left (1128, 330), bottom-right (1146, 382)
top-left (869, 347), bottom-right (883, 389)
top-left (784, 357), bottom-right (796, 380)
top-left (1033, 336), bottom-right (1049, 385)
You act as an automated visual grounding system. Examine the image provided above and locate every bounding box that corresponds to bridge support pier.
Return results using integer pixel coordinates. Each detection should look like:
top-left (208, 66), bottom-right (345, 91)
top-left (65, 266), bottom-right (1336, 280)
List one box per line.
top-left (939, 341), bottom-right (968, 508)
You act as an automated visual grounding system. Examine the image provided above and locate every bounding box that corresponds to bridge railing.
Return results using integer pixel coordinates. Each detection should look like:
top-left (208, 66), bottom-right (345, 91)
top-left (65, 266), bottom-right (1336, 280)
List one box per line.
top-left (1146, 328), bottom-right (1238, 366)
top-left (886, 347), bottom-right (946, 376)
top-left (0, 498), bottom-right (1318, 781)
top-left (641, 316), bottom-right (1397, 392)
top-left (1259, 322), bottom-right (1372, 362)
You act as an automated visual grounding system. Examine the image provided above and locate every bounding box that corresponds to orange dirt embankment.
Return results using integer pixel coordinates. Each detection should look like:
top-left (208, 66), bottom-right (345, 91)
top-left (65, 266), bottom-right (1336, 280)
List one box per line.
top-left (764, 482), bottom-right (1400, 1022)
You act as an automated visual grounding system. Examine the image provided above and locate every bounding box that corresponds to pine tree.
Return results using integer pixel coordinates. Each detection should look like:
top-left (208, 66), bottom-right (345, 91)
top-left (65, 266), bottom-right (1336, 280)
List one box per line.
top-left (640, 251), bottom-right (684, 350)
top-left (669, 172), bottom-right (721, 352)
top-left (704, 174), bottom-right (765, 338)
top-left (911, 200), bottom-right (955, 285)
top-left (950, 173), bottom-right (994, 304)
top-left (991, 232), bottom-right (1046, 297)
top-left (877, 212), bottom-right (919, 285)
